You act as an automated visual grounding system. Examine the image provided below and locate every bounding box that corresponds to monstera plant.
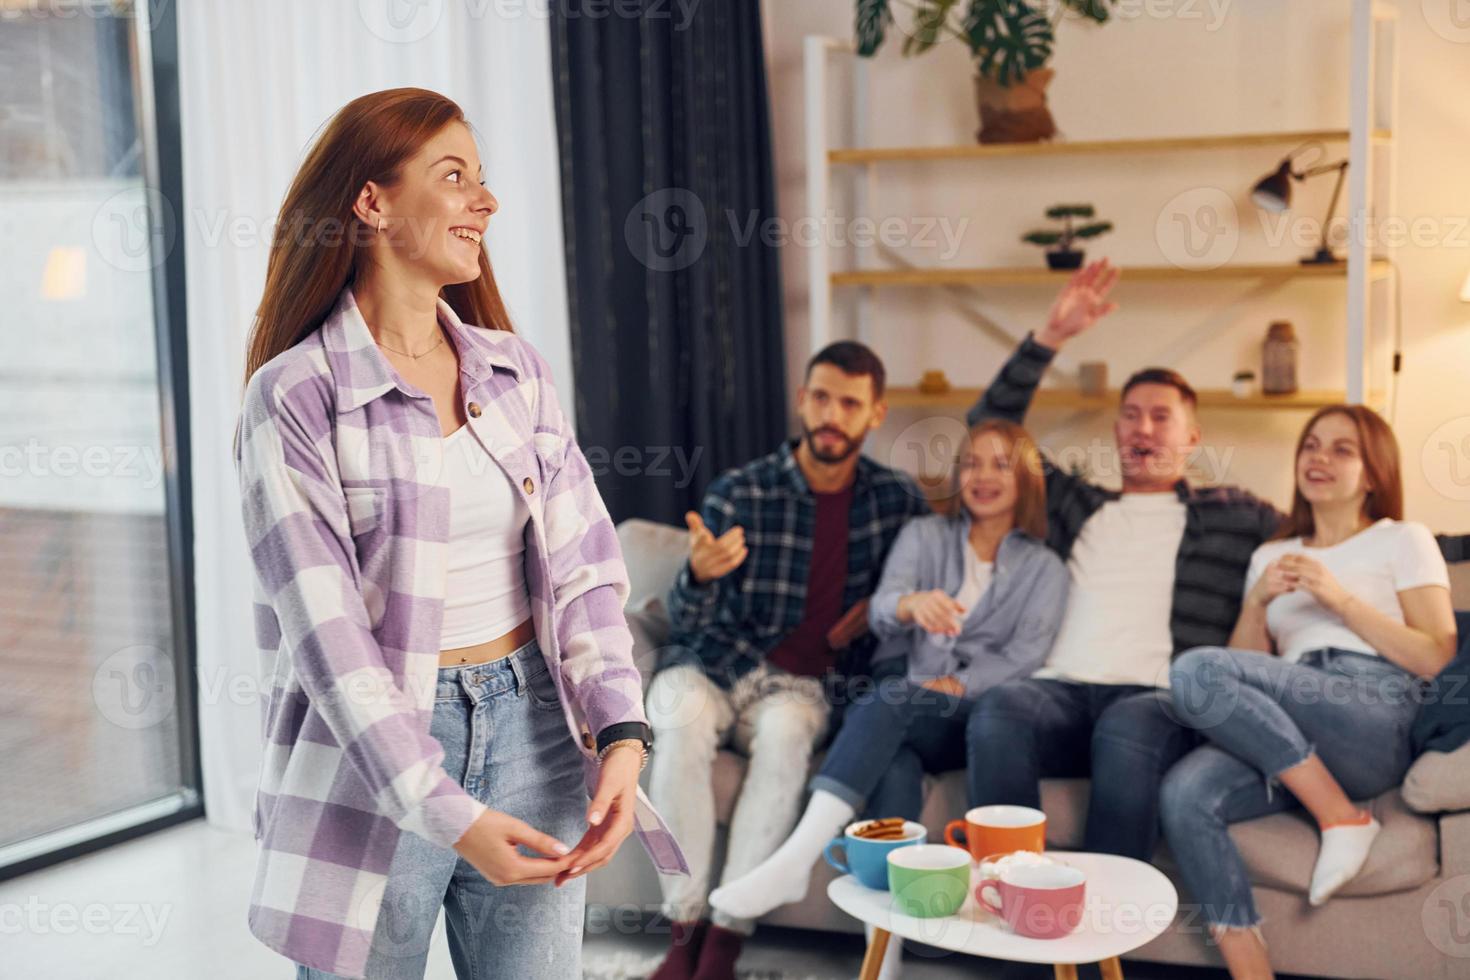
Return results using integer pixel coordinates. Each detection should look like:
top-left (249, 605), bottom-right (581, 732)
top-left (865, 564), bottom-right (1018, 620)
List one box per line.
top-left (854, 0), bottom-right (1116, 144)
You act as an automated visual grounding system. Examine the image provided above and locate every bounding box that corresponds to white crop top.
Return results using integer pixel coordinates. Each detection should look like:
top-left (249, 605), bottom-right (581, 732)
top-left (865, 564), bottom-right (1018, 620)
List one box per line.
top-left (438, 423), bottom-right (533, 650)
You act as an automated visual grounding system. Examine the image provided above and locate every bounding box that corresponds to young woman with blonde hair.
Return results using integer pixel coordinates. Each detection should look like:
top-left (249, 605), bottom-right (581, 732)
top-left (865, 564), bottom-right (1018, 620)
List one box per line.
top-left (704, 420), bottom-right (1068, 936)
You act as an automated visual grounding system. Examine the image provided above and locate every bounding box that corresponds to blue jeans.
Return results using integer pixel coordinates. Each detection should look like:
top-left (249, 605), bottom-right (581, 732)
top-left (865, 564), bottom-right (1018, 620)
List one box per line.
top-left (294, 639), bottom-right (588, 979)
top-left (810, 671), bottom-right (977, 821)
top-left (967, 678), bottom-right (1201, 859)
top-left (1161, 646), bottom-right (1422, 928)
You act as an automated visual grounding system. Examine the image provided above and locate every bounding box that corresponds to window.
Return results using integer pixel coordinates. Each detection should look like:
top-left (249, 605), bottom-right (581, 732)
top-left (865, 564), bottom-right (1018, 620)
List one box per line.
top-left (0, 0), bottom-right (198, 876)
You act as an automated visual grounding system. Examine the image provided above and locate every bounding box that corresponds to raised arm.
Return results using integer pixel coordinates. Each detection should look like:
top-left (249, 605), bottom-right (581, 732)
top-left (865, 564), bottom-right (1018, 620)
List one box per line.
top-left (966, 259), bottom-right (1121, 429)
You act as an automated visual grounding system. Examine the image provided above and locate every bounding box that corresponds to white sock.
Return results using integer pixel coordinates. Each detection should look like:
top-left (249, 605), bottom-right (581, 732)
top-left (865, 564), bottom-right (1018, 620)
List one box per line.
top-left (1309, 815), bottom-right (1380, 906)
top-left (709, 790), bottom-right (856, 920)
top-left (864, 922), bottom-right (904, 980)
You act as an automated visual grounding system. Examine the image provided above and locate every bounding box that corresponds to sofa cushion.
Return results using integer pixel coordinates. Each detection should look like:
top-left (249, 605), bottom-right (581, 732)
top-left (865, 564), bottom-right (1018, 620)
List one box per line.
top-left (1402, 742), bottom-right (1470, 814)
top-left (617, 518), bottom-right (688, 607)
top-left (1227, 788), bottom-right (1440, 898)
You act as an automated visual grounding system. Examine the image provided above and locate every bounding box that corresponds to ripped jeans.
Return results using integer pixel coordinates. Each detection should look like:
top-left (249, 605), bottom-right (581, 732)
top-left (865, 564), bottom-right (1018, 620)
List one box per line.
top-left (1160, 646), bottom-right (1422, 929)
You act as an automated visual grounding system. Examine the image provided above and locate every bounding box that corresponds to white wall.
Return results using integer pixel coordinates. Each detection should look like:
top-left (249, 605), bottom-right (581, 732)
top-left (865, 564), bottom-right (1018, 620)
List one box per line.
top-left (761, 0), bottom-right (1470, 530)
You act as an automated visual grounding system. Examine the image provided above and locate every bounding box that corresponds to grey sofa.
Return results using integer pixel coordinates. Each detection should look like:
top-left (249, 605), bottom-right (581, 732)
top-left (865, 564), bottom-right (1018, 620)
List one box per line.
top-left (586, 519), bottom-right (1470, 979)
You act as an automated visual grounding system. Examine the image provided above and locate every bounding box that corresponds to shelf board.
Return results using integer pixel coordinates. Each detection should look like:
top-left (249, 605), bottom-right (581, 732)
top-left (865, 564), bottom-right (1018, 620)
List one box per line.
top-left (886, 387), bottom-right (1348, 412)
top-left (833, 261), bottom-right (1392, 288)
top-left (829, 129), bottom-right (1393, 164)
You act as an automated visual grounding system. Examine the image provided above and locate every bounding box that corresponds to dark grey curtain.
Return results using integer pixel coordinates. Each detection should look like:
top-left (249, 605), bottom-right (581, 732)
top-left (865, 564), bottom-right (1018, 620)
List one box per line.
top-left (549, 0), bottom-right (788, 525)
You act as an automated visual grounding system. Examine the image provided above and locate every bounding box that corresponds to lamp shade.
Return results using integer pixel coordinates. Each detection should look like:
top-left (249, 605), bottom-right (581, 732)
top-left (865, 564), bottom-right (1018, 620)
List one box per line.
top-left (1251, 160), bottom-right (1293, 213)
top-left (1461, 269), bottom-right (1470, 303)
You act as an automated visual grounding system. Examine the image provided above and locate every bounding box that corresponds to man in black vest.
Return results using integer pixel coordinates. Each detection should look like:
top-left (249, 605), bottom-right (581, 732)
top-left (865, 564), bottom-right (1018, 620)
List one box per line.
top-left (965, 260), bottom-right (1282, 860)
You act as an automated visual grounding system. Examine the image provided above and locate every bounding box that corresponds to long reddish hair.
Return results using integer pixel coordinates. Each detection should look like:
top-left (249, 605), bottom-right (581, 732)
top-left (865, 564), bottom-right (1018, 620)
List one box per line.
top-left (1273, 405), bottom-right (1404, 541)
top-left (242, 88), bottom-right (514, 387)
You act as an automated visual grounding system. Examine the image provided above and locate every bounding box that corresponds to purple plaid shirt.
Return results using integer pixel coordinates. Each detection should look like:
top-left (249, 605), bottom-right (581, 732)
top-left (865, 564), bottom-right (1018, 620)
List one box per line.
top-left (233, 287), bottom-right (687, 978)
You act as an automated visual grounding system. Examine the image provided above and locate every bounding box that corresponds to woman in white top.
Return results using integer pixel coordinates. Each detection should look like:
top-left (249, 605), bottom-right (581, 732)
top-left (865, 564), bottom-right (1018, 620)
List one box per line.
top-left (1161, 405), bottom-right (1457, 980)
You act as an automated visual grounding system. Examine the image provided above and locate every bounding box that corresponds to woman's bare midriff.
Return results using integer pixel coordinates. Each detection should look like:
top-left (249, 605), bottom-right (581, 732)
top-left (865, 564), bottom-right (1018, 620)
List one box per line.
top-left (438, 618), bottom-right (536, 667)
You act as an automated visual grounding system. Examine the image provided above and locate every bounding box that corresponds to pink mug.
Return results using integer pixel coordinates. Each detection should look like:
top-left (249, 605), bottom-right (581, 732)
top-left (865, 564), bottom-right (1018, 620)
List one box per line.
top-left (977, 862), bottom-right (1086, 939)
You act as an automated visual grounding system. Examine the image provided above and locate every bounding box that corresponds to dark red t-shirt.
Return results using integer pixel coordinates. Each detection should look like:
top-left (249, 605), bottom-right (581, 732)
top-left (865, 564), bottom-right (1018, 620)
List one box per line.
top-left (765, 485), bottom-right (853, 677)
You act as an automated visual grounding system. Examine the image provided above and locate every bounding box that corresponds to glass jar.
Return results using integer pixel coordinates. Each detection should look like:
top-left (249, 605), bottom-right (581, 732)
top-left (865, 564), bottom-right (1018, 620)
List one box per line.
top-left (1262, 321), bottom-right (1299, 395)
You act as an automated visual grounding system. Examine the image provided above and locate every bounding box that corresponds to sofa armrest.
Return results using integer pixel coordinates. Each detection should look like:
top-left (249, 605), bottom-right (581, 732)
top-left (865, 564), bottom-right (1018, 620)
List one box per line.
top-left (1439, 808), bottom-right (1470, 879)
top-left (617, 518), bottom-right (690, 608)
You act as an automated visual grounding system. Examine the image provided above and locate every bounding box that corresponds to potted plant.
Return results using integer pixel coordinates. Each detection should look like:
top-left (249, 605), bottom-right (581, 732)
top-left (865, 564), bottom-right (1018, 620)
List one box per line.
top-left (1022, 204), bottom-right (1113, 269)
top-left (854, 0), bottom-right (1117, 144)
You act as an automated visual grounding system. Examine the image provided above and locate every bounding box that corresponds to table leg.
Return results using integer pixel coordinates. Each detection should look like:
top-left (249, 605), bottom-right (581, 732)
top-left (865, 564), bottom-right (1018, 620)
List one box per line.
top-left (859, 927), bottom-right (892, 980)
top-left (1053, 966), bottom-right (1079, 980)
top-left (1098, 957), bottom-right (1125, 980)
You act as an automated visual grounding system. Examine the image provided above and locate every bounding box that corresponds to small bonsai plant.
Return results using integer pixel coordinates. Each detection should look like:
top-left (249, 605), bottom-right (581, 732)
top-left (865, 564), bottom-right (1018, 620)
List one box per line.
top-left (1022, 204), bottom-right (1113, 270)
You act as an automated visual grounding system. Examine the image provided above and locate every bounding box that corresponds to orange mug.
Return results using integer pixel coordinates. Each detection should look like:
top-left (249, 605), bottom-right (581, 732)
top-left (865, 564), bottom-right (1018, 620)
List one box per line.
top-left (944, 805), bottom-right (1046, 861)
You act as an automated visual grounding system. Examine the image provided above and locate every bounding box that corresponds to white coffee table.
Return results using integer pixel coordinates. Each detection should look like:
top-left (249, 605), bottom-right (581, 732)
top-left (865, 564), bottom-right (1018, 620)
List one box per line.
top-left (827, 851), bottom-right (1178, 980)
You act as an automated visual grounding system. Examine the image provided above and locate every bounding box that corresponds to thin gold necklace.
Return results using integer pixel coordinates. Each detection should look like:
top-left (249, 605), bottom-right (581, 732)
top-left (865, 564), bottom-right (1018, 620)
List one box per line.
top-left (377, 333), bottom-right (445, 359)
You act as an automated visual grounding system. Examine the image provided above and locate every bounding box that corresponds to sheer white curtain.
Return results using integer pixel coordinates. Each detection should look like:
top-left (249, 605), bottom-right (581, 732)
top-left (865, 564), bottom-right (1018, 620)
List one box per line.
top-left (179, 0), bottom-right (574, 833)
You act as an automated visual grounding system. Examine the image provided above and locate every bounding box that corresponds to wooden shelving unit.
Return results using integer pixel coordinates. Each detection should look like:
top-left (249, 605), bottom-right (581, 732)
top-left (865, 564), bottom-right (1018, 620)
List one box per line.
top-left (884, 387), bottom-right (1351, 413)
top-left (803, 2), bottom-right (1400, 414)
top-left (833, 262), bottom-right (1393, 289)
top-left (829, 129), bottom-right (1393, 165)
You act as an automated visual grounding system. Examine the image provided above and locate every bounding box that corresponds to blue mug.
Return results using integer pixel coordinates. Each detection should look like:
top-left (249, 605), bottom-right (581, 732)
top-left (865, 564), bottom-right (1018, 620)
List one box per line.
top-left (824, 819), bottom-right (927, 890)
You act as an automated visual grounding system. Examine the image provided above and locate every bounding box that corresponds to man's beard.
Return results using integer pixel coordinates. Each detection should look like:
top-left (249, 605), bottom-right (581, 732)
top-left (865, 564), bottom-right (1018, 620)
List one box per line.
top-left (802, 422), bottom-right (863, 464)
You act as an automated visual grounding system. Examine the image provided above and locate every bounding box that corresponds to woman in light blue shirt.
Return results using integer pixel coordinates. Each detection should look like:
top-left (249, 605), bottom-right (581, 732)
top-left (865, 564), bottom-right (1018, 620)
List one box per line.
top-left (708, 419), bottom-right (1068, 922)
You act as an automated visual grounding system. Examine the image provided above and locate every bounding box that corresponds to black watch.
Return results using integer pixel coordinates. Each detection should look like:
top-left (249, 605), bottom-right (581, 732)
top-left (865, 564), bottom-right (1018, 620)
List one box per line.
top-left (596, 721), bottom-right (654, 755)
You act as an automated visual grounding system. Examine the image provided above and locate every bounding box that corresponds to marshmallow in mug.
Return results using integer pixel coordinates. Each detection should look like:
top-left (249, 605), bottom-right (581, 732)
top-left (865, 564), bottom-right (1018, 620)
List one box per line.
top-left (977, 850), bottom-right (1055, 880)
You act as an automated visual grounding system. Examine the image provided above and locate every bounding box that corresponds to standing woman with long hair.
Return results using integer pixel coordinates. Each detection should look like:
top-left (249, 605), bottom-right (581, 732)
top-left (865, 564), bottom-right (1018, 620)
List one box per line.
top-left (233, 88), bottom-right (685, 979)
